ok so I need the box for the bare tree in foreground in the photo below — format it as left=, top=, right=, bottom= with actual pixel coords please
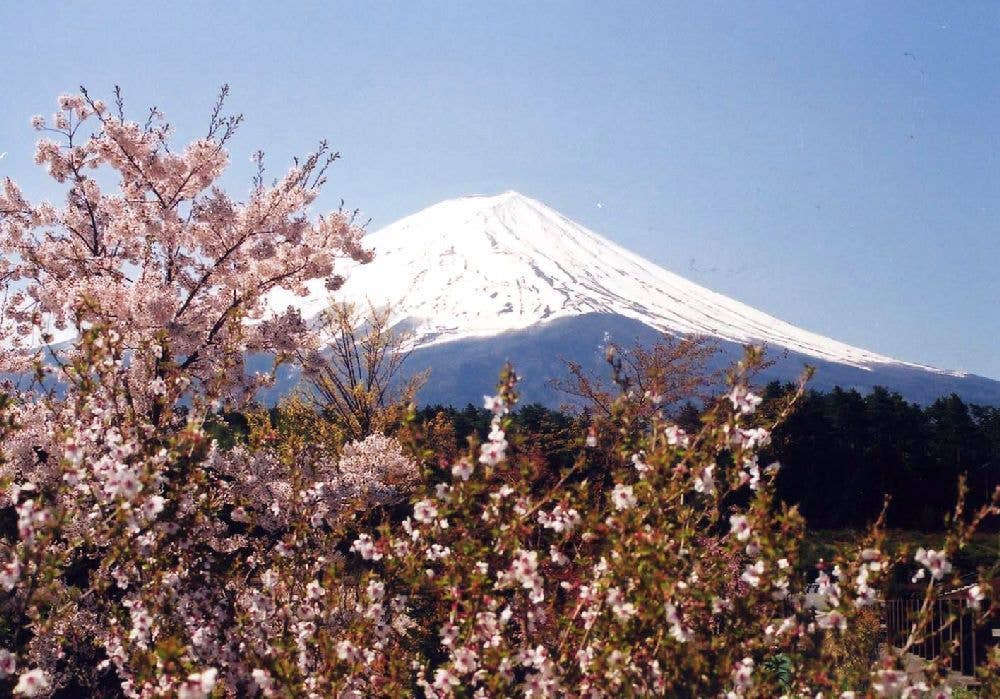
left=551, top=332, right=721, bottom=417
left=299, top=301, right=427, bottom=442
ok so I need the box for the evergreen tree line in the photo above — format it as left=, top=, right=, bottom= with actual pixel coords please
left=761, top=384, right=1000, bottom=531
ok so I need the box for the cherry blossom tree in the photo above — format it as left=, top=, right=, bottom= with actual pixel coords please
left=0, top=86, right=371, bottom=411
left=0, top=88, right=374, bottom=696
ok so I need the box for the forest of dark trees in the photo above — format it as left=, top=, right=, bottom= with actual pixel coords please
left=762, top=383, right=1000, bottom=531
left=415, top=385, right=1000, bottom=533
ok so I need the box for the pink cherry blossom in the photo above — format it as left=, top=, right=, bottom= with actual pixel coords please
left=0, top=649, right=15, bottom=679
left=611, top=483, right=636, bottom=510
left=413, top=499, right=438, bottom=524
left=914, top=547, right=953, bottom=580
left=728, top=385, right=762, bottom=415
left=13, top=668, right=50, bottom=697
left=729, top=514, right=751, bottom=541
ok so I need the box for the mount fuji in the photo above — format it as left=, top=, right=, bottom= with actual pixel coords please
left=266, top=191, right=1000, bottom=407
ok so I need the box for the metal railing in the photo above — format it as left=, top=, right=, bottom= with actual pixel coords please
left=884, top=595, right=982, bottom=677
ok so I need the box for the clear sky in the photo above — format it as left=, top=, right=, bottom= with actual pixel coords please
left=1, top=2, right=997, bottom=378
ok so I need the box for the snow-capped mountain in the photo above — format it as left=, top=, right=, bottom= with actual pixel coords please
left=283, top=191, right=945, bottom=373
left=264, top=191, right=998, bottom=406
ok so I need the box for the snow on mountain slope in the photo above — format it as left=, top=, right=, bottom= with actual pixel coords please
left=270, top=191, right=961, bottom=376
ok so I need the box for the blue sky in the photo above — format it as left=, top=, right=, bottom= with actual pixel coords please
left=2, top=2, right=997, bottom=378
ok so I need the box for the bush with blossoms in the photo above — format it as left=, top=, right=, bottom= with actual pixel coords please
left=0, top=91, right=998, bottom=697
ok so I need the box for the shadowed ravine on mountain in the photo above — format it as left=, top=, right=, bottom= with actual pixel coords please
left=252, top=313, right=1000, bottom=408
